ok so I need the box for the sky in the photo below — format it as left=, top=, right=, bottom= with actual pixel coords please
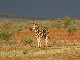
left=0, top=0, right=80, bottom=18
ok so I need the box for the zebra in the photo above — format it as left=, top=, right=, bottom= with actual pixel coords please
left=30, top=23, right=49, bottom=47
left=41, top=27, right=49, bottom=47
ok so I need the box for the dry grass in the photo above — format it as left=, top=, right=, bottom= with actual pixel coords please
left=0, top=18, right=80, bottom=60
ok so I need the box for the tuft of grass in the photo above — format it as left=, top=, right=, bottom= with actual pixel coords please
left=23, top=49, right=28, bottom=54
left=21, top=36, right=35, bottom=46
left=67, top=24, right=76, bottom=35
left=0, top=39, right=16, bottom=46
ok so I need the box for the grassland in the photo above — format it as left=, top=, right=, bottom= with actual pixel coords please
left=0, top=17, right=80, bottom=60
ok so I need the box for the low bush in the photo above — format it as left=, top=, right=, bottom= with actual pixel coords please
left=0, top=38, right=16, bottom=46
left=64, top=16, right=77, bottom=35
left=64, top=16, right=72, bottom=28
left=5, top=39, right=16, bottom=45
left=67, top=24, right=76, bottom=35
left=21, top=37, right=34, bottom=45
left=0, top=29, right=13, bottom=41
left=23, top=49, right=28, bottom=54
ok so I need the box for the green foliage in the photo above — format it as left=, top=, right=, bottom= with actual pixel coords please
left=0, top=21, right=16, bottom=45
left=64, top=16, right=72, bottom=28
left=0, top=29, right=13, bottom=41
left=1, top=21, right=12, bottom=29
left=0, top=38, right=16, bottom=46
left=64, top=16, right=76, bottom=35
left=13, top=22, right=24, bottom=32
left=0, top=21, right=13, bottom=41
left=5, top=39, right=16, bottom=45
left=21, top=37, right=34, bottom=45
left=23, top=49, right=28, bottom=54
left=67, top=24, right=76, bottom=35
left=38, top=20, right=63, bottom=29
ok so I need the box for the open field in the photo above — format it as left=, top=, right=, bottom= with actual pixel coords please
left=0, top=17, right=80, bottom=60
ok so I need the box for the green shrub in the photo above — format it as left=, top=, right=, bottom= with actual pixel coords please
left=0, top=21, right=16, bottom=45
left=64, top=16, right=72, bottom=28
left=23, top=49, right=28, bottom=54
left=0, top=21, right=14, bottom=41
left=5, top=39, right=16, bottom=45
left=67, top=24, right=76, bottom=35
left=1, top=21, right=12, bottom=29
left=13, top=22, right=23, bottom=32
left=0, top=38, right=16, bottom=46
left=0, top=40, right=5, bottom=46
left=21, top=37, right=34, bottom=45
left=64, top=16, right=76, bottom=35
left=0, top=29, right=12, bottom=41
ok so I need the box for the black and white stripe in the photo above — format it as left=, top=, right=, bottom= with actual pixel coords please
left=30, top=23, right=49, bottom=47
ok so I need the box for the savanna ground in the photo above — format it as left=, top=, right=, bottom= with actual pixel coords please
left=0, top=17, right=80, bottom=60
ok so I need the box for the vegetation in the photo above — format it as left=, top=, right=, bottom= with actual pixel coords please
left=0, top=45, right=80, bottom=60
left=64, top=16, right=72, bottom=28
left=0, top=21, right=12, bottom=40
left=64, top=16, right=76, bottom=35
left=0, top=17, right=80, bottom=60
left=21, top=37, right=34, bottom=46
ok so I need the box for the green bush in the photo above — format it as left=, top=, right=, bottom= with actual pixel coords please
left=13, top=22, right=23, bottom=32
left=5, top=39, right=16, bottom=45
left=21, top=37, right=34, bottom=45
left=1, top=21, right=12, bottom=29
left=0, top=38, right=16, bottom=46
left=0, top=29, right=13, bottom=41
left=23, top=49, right=28, bottom=54
left=0, top=21, right=14, bottom=41
left=64, top=16, right=72, bottom=28
left=67, top=24, right=76, bottom=35
left=64, top=16, right=76, bottom=35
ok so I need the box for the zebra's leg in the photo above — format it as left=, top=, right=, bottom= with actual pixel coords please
left=39, top=37, right=41, bottom=47
left=40, top=41, right=41, bottom=47
left=37, top=37, right=41, bottom=47
left=37, top=40, right=39, bottom=48
left=45, top=36, right=48, bottom=47
left=37, top=37, right=39, bottom=47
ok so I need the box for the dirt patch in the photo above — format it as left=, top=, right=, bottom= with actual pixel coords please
left=13, top=28, right=80, bottom=41
left=0, top=28, right=80, bottom=51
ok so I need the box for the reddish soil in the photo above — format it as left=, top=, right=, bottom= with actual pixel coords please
left=49, top=28, right=80, bottom=40
left=0, top=28, right=80, bottom=51
left=0, top=28, right=80, bottom=60
left=13, top=28, right=80, bottom=41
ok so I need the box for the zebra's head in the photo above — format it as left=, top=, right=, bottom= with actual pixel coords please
left=32, top=23, right=39, bottom=29
left=30, top=23, right=39, bottom=31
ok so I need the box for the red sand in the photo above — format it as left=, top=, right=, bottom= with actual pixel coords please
left=14, top=28, right=80, bottom=41
left=0, top=28, right=80, bottom=60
